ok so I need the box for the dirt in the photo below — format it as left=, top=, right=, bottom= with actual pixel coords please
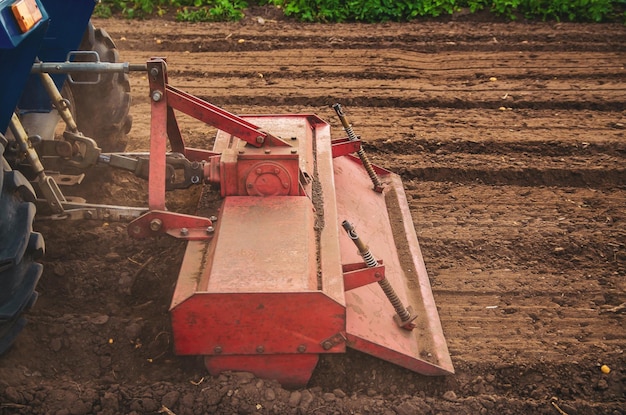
left=1, top=8, right=626, bottom=415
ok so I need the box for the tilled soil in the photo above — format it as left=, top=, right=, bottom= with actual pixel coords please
left=1, top=10, right=625, bottom=415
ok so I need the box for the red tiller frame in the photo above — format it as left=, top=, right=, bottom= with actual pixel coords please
left=129, top=58, right=453, bottom=387
left=129, top=58, right=298, bottom=240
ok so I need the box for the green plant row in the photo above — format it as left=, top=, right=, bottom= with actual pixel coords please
left=94, top=0, right=248, bottom=21
left=94, top=0, right=626, bottom=23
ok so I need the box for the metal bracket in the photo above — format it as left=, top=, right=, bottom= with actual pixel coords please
left=342, top=260, right=385, bottom=291
left=128, top=210, right=214, bottom=241
left=331, top=137, right=362, bottom=158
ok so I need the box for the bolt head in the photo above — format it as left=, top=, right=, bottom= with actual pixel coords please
left=180, top=228, right=189, bottom=236
left=150, top=218, right=163, bottom=231
left=151, top=90, right=163, bottom=102
left=256, top=345, right=264, bottom=354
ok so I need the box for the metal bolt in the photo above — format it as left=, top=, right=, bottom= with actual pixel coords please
left=256, top=168, right=262, bottom=174
left=206, top=226, right=214, bottom=234
left=180, top=228, right=189, bottom=236
left=297, top=345, right=306, bottom=353
left=264, top=149, right=271, bottom=154
left=150, top=218, right=163, bottom=231
left=209, top=215, right=218, bottom=222
left=322, top=341, right=333, bottom=350
left=151, top=90, right=163, bottom=102
left=256, top=136, right=265, bottom=144
left=214, top=346, right=222, bottom=354
left=291, top=149, right=297, bottom=154
left=150, top=67, right=159, bottom=78
left=256, top=345, right=264, bottom=354
left=84, top=210, right=94, bottom=219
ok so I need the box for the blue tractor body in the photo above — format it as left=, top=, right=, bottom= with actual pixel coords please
left=0, top=0, right=95, bottom=132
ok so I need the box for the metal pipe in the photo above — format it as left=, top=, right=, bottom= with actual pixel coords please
left=31, top=62, right=148, bottom=74
left=38, top=72, right=78, bottom=133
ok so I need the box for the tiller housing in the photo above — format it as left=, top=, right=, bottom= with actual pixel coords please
left=129, top=59, right=454, bottom=387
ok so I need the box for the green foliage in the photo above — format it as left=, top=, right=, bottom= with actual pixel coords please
left=93, top=0, right=626, bottom=22
left=94, top=0, right=248, bottom=21
left=262, top=0, right=459, bottom=22
left=520, top=0, right=616, bottom=22
left=464, top=0, right=622, bottom=21
left=176, top=0, right=248, bottom=21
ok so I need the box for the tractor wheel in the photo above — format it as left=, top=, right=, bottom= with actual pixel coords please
left=67, top=23, right=132, bottom=152
left=0, top=137, right=44, bottom=355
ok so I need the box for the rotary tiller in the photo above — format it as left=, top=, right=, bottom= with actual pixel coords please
left=124, top=58, right=454, bottom=388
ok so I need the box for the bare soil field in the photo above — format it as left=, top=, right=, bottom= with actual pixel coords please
left=1, top=9, right=625, bottom=415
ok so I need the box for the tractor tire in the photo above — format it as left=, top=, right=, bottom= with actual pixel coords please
left=0, top=137, right=44, bottom=355
left=67, top=23, right=132, bottom=152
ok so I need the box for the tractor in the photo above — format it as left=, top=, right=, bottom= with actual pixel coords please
left=0, top=0, right=453, bottom=387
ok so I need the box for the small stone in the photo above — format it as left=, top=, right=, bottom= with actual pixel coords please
left=53, top=264, right=66, bottom=276
left=89, top=314, right=109, bottom=325
left=300, top=389, right=314, bottom=411
left=443, top=390, right=457, bottom=402
left=203, top=388, right=223, bottom=406
left=264, top=388, right=276, bottom=401
left=233, top=371, right=255, bottom=384
left=394, top=399, right=432, bottom=415
left=323, top=392, right=336, bottom=402
left=333, top=388, right=346, bottom=398
left=288, top=390, right=301, bottom=407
